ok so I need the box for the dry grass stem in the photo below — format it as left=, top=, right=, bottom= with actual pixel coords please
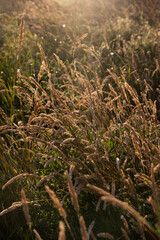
left=88, top=220, right=95, bottom=239
left=121, top=228, right=130, bottom=240
left=97, top=232, right=114, bottom=239
left=33, top=229, right=43, bottom=240
left=2, top=173, right=40, bottom=190
left=0, top=107, right=11, bottom=124
left=66, top=172, right=79, bottom=214
left=0, top=203, right=22, bottom=217
left=21, top=189, right=32, bottom=230
left=45, top=186, right=75, bottom=240
left=0, top=201, right=35, bottom=217
left=79, top=215, right=88, bottom=240
left=58, top=221, right=65, bottom=240
left=45, top=186, right=67, bottom=219
left=90, top=232, right=97, bottom=240
left=17, top=16, right=24, bottom=61
left=0, top=1, right=160, bottom=239
left=87, top=184, right=150, bottom=228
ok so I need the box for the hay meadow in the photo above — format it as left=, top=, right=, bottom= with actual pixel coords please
left=0, top=0, right=160, bottom=239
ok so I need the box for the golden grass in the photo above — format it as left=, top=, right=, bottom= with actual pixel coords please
left=2, top=173, right=40, bottom=190
left=58, top=221, right=65, bottom=240
left=0, top=0, right=160, bottom=239
left=33, top=229, right=43, bottom=240
left=87, top=184, right=149, bottom=228
left=21, top=189, right=32, bottom=231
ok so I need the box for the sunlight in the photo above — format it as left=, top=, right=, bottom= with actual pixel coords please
left=0, top=0, right=160, bottom=239
left=56, top=0, right=76, bottom=6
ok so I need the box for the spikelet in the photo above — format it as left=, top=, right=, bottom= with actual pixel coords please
left=150, top=164, right=159, bottom=216
left=21, top=189, right=32, bottom=231
left=101, top=195, right=149, bottom=227
left=25, top=137, right=66, bottom=159
left=131, top=133, right=142, bottom=159
left=0, top=202, right=22, bottom=216
left=107, top=69, right=120, bottom=86
left=38, top=61, right=48, bottom=82
left=146, top=140, right=160, bottom=155
left=45, top=186, right=75, bottom=240
left=122, top=40, right=126, bottom=56
left=90, top=232, right=97, bottom=240
left=44, top=158, right=56, bottom=168
left=45, top=186, right=67, bottom=219
left=33, top=89, right=44, bottom=114
left=87, top=184, right=150, bottom=228
left=0, top=200, right=36, bottom=217
left=105, top=96, right=121, bottom=109
left=35, top=173, right=55, bottom=189
left=108, top=83, right=117, bottom=97
left=2, top=173, right=40, bottom=190
left=125, top=176, right=137, bottom=200
left=60, top=138, right=75, bottom=146
left=88, top=220, right=95, bottom=239
left=103, top=28, right=110, bottom=50
left=38, top=44, right=49, bottom=71
left=121, top=84, right=130, bottom=104
left=54, top=54, right=68, bottom=73
left=143, top=105, right=150, bottom=118
left=94, top=167, right=107, bottom=188
left=17, top=16, right=24, bottom=62
left=152, top=59, right=159, bottom=77
left=152, top=100, right=157, bottom=121
left=131, top=52, right=136, bottom=69
left=0, top=107, right=10, bottom=124
left=97, top=233, right=114, bottom=239
left=79, top=216, right=88, bottom=240
left=14, top=86, right=33, bottom=109
left=142, top=141, right=151, bottom=156
left=65, top=172, right=79, bottom=214
left=29, top=76, right=48, bottom=98
left=124, top=82, right=140, bottom=105
left=121, top=228, right=130, bottom=240
left=121, top=215, right=129, bottom=231
left=58, top=221, right=65, bottom=240
left=16, top=75, right=35, bottom=93
left=33, top=229, right=43, bottom=240
left=153, top=163, right=160, bottom=174
left=124, top=123, right=142, bottom=140
left=134, top=173, right=152, bottom=188
left=148, top=196, right=158, bottom=218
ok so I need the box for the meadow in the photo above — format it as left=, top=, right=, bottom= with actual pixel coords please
left=0, top=0, right=160, bottom=239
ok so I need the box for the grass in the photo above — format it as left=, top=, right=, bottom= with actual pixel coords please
left=0, top=0, right=160, bottom=239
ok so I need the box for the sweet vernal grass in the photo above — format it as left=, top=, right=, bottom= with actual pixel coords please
left=0, top=0, right=160, bottom=239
